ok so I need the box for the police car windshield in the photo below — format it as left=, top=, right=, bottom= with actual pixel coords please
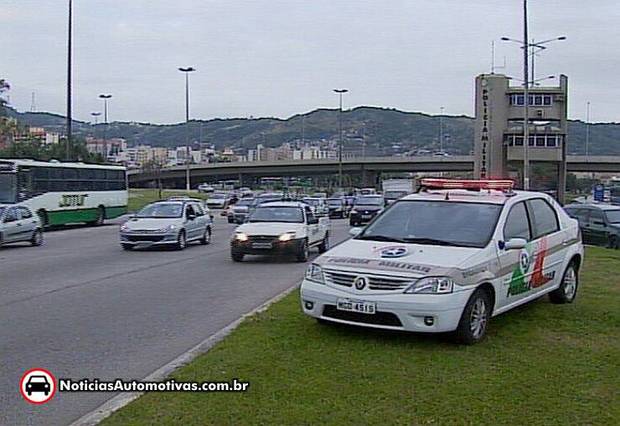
left=136, top=203, right=183, bottom=218
left=355, top=196, right=383, bottom=206
left=327, top=199, right=342, bottom=206
left=248, top=206, right=304, bottom=223
left=605, top=209, right=620, bottom=223
left=358, top=200, right=502, bottom=248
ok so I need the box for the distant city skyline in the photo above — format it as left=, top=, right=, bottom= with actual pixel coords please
left=2, top=0, right=618, bottom=124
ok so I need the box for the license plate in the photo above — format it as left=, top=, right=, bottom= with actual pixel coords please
left=336, top=298, right=376, bottom=315
left=251, top=242, right=273, bottom=249
left=361, top=214, right=371, bottom=219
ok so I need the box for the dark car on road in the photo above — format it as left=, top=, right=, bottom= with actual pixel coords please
left=326, top=198, right=346, bottom=218
left=26, top=375, right=51, bottom=396
left=349, top=195, right=385, bottom=226
left=564, top=203, right=620, bottom=248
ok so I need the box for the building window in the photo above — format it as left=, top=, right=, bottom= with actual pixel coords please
left=505, top=134, right=563, bottom=148
left=509, top=93, right=554, bottom=107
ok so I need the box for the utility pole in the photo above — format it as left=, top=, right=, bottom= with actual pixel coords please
left=99, top=94, right=112, bottom=163
left=333, top=89, right=348, bottom=189
left=522, top=0, right=530, bottom=190
left=66, top=0, right=73, bottom=160
left=439, top=106, right=445, bottom=153
left=179, top=67, right=196, bottom=192
left=585, top=101, right=591, bottom=157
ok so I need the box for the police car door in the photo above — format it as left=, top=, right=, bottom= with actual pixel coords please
left=498, top=201, right=534, bottom=309
left=525, top=198, right=565, bottom=296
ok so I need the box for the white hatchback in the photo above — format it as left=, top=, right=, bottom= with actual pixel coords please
left=300, top=179, right=584, bottom=344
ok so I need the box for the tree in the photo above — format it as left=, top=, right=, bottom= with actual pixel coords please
left=0, top=79, right=9, bottom=116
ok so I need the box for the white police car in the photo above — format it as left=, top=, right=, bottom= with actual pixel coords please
left=300, top=179, right=584, bottom=344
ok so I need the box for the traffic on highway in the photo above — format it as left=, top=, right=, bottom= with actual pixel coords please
left=3, top=167, right=617, bottom=425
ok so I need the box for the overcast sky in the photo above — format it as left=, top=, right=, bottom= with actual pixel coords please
left=2, top=0, right=618, bottom=124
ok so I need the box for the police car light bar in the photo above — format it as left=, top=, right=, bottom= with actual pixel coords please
left=420, top=178, right=514, bottom=191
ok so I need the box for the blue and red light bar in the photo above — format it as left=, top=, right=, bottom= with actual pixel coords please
left=420, top=178, right=514, bottom=191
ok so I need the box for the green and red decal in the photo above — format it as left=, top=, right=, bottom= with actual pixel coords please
left=507, top=237, right=554, bottom=297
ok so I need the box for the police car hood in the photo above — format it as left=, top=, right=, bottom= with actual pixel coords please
left=315, top=239, right=487, bottom=278
left=236, top=222, right=305, bottom=236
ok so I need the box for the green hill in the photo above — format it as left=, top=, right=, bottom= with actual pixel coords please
left=6, top=106, right=620, bottom=156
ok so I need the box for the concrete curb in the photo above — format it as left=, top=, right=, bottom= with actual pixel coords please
left=70, top=284, right=299, bottom=426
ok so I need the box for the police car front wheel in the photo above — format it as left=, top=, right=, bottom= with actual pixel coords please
left=455, top=288, right=491, bottom=345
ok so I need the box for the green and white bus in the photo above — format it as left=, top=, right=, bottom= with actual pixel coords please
left=0, top=159, right=128, bottom=226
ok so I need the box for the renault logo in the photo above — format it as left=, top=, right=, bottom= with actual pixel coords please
left=354, top=276, right=367, bottom=290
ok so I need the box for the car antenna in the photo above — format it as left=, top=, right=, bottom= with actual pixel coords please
left=445, top=191, right=450, bottom=200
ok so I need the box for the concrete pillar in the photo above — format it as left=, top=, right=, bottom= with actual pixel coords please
left=363, top=171, right=377, bottom=188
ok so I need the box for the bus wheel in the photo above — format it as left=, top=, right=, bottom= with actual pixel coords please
left=37, top=210, right=49, bottom=228
left=91, top=206, right=105, bottom=226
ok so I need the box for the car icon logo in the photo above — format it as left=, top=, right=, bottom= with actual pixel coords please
left=354, top=276, right=367, bottom=290
left=20, top=368, right=56, bottom=404
left=380, top=246, right=408, bottom=258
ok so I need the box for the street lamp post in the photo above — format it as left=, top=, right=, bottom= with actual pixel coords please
left=333, top=89, right=348, bottom=189
left=501, top=0, right=566, bottom=190
left=179, top=67, right=196, bottom=192
left=439, top=106, right=445, bottom=154
left=98, top=94, right=112, bottom=162
left=585, top=101, right=591, bottom=157
left=90, top=111, right=101, bottom=125
left=66, top=0, right=73, bottom=160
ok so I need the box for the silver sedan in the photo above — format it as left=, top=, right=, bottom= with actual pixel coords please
left=120, top=200, right=212, bottom=250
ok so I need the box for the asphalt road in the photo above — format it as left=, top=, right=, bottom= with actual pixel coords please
left=0, top=215, right=351, bottom=426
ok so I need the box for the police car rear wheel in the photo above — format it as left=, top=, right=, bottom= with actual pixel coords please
left=608, top=235, right=619, bottom=249
left=231, top=251, right=244, bottom=262
left=455, top=288, right=491, bottom=345
left=549, top=262, right=578, bottom=304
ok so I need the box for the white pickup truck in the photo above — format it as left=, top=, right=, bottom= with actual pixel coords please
left=231, top=201, right=330, bottom=262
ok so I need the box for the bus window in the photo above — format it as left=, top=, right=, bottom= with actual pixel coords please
left=0, top=173, right=17, bottom=203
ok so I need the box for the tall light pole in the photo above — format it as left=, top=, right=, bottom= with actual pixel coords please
left=179, top=67, right=196, bottom=192
left=99, top=94, right=112, bottom=162
left=439, top=106, right=445, bottom=153
left=502, top=5, right=565, bottom=190
left=585, top=101, right=591, bottom=157
left=66, top=0, right=73, bottom=161
left=333, top=88, right=348, bottom=189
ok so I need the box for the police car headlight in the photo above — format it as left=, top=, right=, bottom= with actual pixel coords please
left=120, top=223, right=130, bottom=232
left=350, top=209, right=358, bottom=214
left=404, top=277, right=454, bottom=294
left=278, top=231, right=296, bottom=242
left=161, top=224, right=176, bottom=233
left=234, top=232, right=249, bottom=242
left=305, top=263, right=324, bottom=284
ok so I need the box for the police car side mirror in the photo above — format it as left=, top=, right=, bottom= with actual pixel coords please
left=504, top=238, right=527, bottom=250
left=349, top=227, right=363, bottom=237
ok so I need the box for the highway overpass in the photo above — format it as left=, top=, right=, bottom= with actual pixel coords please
left=128, top=155, right=620, bottom=187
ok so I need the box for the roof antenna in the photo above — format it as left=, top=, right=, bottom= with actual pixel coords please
left=445, top=191, right=450, bottom=200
